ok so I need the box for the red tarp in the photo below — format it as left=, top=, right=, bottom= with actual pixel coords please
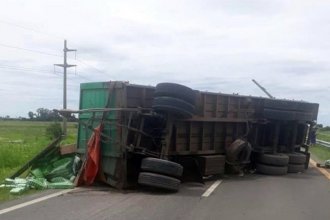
left=83, top=125, right=103, bottom=185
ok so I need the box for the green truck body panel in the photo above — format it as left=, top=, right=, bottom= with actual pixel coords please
left=78, top=82, right=124, bottom=188
left=77, top=81, right=155, bottom=188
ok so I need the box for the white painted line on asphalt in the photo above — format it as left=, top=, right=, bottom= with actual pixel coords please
left=0, top=188, right=75, bottom=215
left=202, top=180, right=222, bottom=197
left=310, top=159, right=330, bottom=180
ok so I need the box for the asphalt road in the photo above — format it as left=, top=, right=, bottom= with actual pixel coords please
left=0, top=166, right=329, bottom=220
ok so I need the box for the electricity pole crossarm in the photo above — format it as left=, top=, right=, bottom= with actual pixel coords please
left=54, top=64, right=76, bottom=68
left=54, top=40, right=77, bottom=136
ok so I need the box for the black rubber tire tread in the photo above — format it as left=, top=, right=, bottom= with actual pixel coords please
left=257, top=153, right=289, bottom=166
left=263, top=108, right=313, bottom=121
left=264, top=99, right=319, bottom=112
left=138, top=172, right=180, bottom=191
left=154, top=83, right=196, bottom=105
left=141, top=157, right=183, bottom=177
left=152, top=96, right=195, bottom=118
left=226, top=139, right=252, bottom=164
left=288, top=164, right=305, bottom=173
left=305, top=152, right=310, bottom=169
left=256, top=163, right=288, bottom=175
left=286, top=153, right=306, bottom=164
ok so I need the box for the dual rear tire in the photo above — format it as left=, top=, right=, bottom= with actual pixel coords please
left=138, top=157, right=183, bottom=191
left=256, top=153, right=289, bottom=175
left=152, top=83, right=196, bottom=118
left=286, top=153, right=306, bottom=173
left=256, top=152, right=307, bottom=175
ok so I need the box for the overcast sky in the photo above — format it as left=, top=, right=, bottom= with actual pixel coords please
left=0, top=0, right=329, bottom=124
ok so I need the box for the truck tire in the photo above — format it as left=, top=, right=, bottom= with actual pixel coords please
left=152, top=96, right=195, bottom=118
left=141, top=157, right=183, bottom=177
left=154, top=83, right=196, bottom=105
left=138, top=172, right=180, bottom=191
left=226, top=139, right=252, bottom=164
left=286, top=153, right=306, bottom=164
left=288, top=164, right=305, bottom=173
left=256, top=163, right=288, bottom=175
left=257, top=153, right=289, bottom=166
left=305, top=152, right=310, bottom=169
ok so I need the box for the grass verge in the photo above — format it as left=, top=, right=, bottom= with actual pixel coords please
left=309, top=144, right=330, bottom=162
left=316, top=131, right=330, bottom=142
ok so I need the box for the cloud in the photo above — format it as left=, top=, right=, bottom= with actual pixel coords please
left=0, top=0, right=329, bottom=124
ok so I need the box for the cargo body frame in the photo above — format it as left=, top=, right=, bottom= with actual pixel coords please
left=77, top=81, right=319, bottom=189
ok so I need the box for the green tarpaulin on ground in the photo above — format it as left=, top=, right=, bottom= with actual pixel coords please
left=0, top=154, right=81, bottom=194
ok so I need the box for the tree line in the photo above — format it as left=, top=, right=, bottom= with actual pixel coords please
left=28, top=108, right=77, bottom=122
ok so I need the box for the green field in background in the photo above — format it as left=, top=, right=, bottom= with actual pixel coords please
left=309, top=144, right=330, bottom=162
left=310, top=129, right=330, bottom=162
left=317, top=129, right=330, bottom=142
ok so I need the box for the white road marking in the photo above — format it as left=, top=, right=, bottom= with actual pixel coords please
left=310, top=159, right=330, bottom=180
left=0, top=188, right=75, bottom=215
left=202, top=180, right=222, bottom=197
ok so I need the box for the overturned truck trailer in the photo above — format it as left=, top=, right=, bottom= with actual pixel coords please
left=76, top=81, right=319, bottom=190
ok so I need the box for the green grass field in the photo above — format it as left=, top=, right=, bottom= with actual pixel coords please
left=0, top=120, right=77, bottom=202
left=309, top=129, right=330, bottom=162
left=309, top=144, right=330, bottom=162
left=309, top=129, right=330, bottom=163
left=317, top=129, right=330, bottom=142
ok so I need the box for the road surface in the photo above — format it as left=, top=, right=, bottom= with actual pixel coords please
left=0, top=165, right=329, bottom=220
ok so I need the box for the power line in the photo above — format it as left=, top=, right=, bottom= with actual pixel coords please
left=71, top=72, right=93, bottom=81
left=0, top=64, right=50, bottom=72
left=0, top=64, right=92, bottom=83
left=0, top=65, right=58, bottom=75
left=0, top=43, right=112, bottom=79
left=0, top=43, right=62, bottom=57
left=0, top=20, right=113, bottom=79
left=0, top=19, right=64, bottom=41
left=74, top=58, right=108, bottom=75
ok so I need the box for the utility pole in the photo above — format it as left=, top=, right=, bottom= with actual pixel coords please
left=55, top=40, right=76, bottom=136
left=252, top=79, right=274, bottom=99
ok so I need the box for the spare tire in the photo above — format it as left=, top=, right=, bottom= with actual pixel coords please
left=141, top=157, right=183, bottom=177
left=155, top=83, right=196, bottom=105
left=286, top=153, right=306, bottom=164
left=152, top=96, right=195, bottom=118
left=138, top=172, right=180, bottom=191
left=256, top=163, right=288, bottom=175
left=288, top=164, right=305, bottom=173
left=226, top=139, right=252, bottom=165
left=257, top=153, right=289, bottom=166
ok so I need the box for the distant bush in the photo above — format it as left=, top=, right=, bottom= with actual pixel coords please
left=46, top=122, right=63, bottom=139
left=319, top=126, right=330, bottom=132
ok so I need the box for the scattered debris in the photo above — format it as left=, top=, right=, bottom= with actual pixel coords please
left=316, top=160, right=330, bottom=169
left=2, top=139, right=81, bottom=195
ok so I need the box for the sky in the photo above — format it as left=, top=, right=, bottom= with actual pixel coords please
left=0, top=0, right=330, bottom=124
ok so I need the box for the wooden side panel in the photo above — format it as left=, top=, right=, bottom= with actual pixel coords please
left=170, top=121, right=247, bottom=155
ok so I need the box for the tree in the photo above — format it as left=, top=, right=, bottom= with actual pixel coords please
left=28, top=111, right=34, bottom=119
left=29, top=108, right=61, bottom=121
left=316, top=124, right=323, bottom=129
